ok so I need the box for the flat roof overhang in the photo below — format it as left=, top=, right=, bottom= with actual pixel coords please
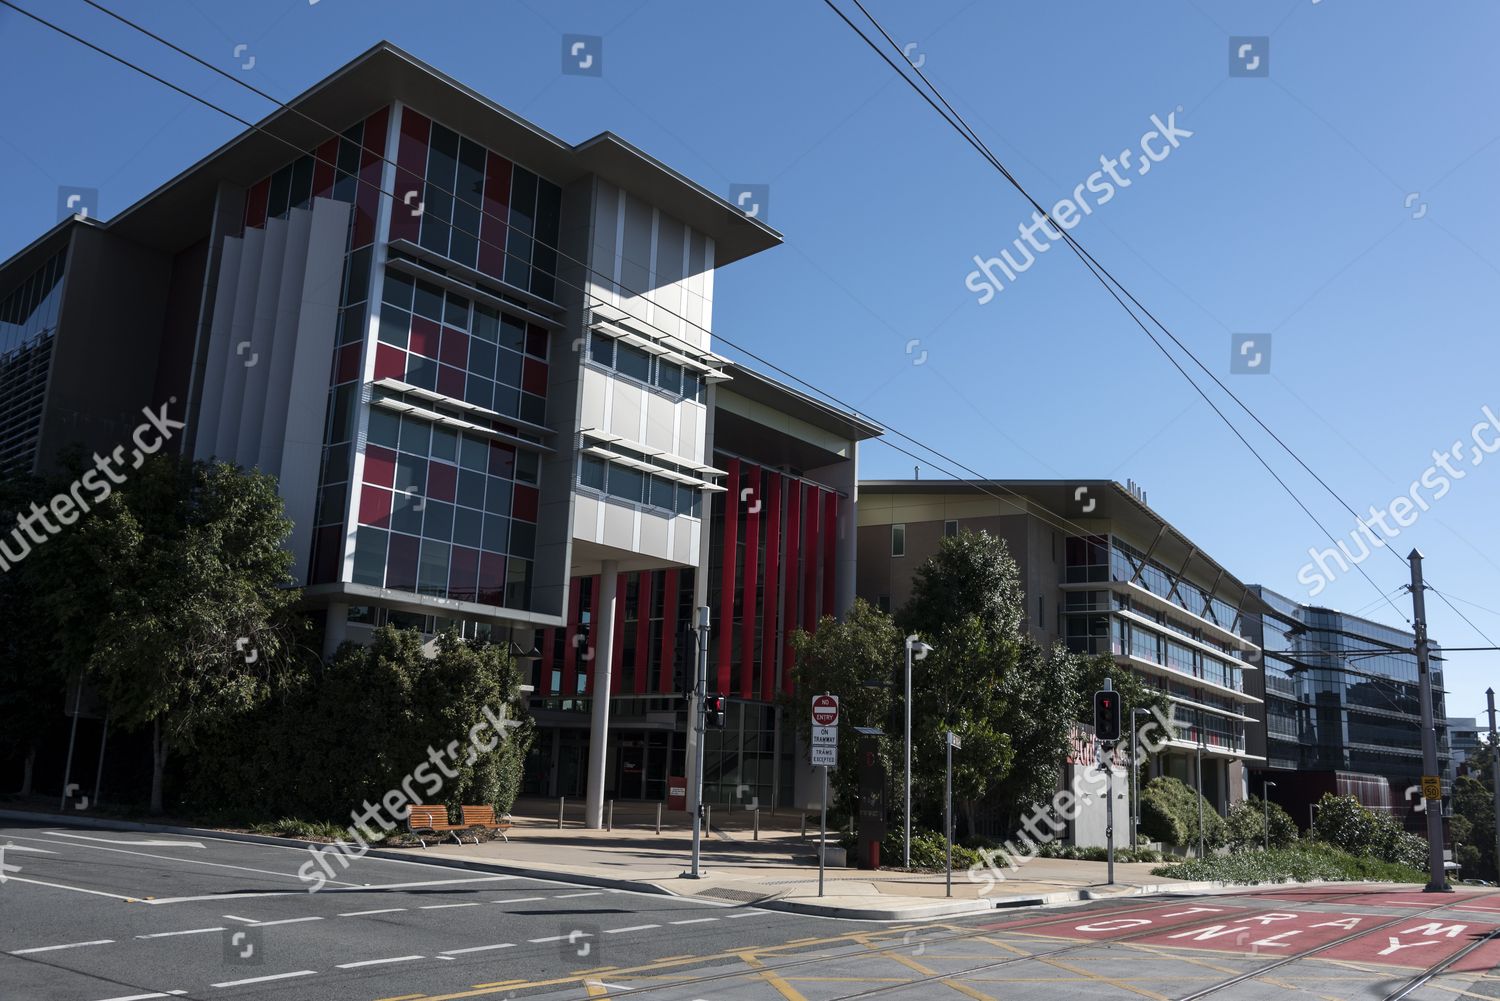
left=90, top=42, right=783, bottom=264
left=860, top=479, right=1269, bottom=615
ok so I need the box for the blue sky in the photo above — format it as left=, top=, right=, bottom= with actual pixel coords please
left=2, top=0, right=1497, bottom=724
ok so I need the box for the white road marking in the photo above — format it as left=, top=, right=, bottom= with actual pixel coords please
left=338, top=908, right=407, bottom=917
left=92, top=992, right=187, bottom=1000
left=669, top=918, right=717, bottom=925
left=555, top=891, right=603, bottom=898
left=0, top=875, right=138, bottom=901
left=136, top=927, right=225, bottom=939
left=419, top=902, right=483, bottom=910
left=440, top=943, right=515, bottom=955
left=48, top=832, right=204, bottom=849
left=605, top=924, right=660, bottom=934
left=726, top=912, right=758, bottom=919
left=146, top=875, right=513, bottom=905
left=5, top=833, right=360, bottom=890
left=528, top=934, right=582, bottom=944
left=493, top=896, right=545, bottom=904
left=0, top=844, right=56, bottom=853
left=210, top=970, right=317, bottom=988
left=221, top=915, right=259, bottom=924
left=12, top=939, right=116, bottom=954
left=335, top=955, right=424, bottom=968
left=250, top=916, right=323, bottom=927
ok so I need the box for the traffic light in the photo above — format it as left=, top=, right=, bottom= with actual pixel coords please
left=705, top=695, right=726, bottom=729
left=1094, top=690, right=1121, bottom=742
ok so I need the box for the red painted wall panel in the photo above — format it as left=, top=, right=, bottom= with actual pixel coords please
left=660, top=569, right=679, bottom=694
left=716, top=458, right=740, bottom=695
left=822, top=490, right=838, bottom=617
left=634, top=572, right=652, bottom=695
left=760, top=472, right=782, bottom=702
left=782, top=480, right=801, bottom=696
left=739, top=464, right=760, bottom=700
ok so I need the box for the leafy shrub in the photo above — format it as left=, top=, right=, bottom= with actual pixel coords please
left=1030, top=841, right=1162, bottom=863
left=183, top=627, right=532, bottom=823
left=878, top=829, right=981, bottom=870
left=1152, top=843, right=1426, bottom=885
left=1139, top=776, right=1225, bottom=851
left=1226, top=797, right=1299, bottom=851
left=1311, top=794, right=1430, bottom=869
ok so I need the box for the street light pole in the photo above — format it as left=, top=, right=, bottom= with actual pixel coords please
left=1407, top=550, right=1451, bottom=893
left=1129, top=707, right=1150, bottom=850
left=1195, top=737, right=1205, bottom=859
left=1263, top=780, right=1277, bottom=851
left=903, top=634, right=932, bottom=868
left=1487, top=687, right=1498, bottom=883
left=684, top=606, right=711, bottom=879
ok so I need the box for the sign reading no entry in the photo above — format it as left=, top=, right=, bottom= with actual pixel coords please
left=812, top=694, right=840, bottom=726
left=811, top=694, right=839, bottom=768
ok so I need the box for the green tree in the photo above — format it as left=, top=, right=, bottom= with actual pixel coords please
left=785, top=599, right=902, bottom=830
left=1139, top=776, right=1226, bottom=852
left=1451, top=740, right=1497, bottom=882
left=37, top=456, right=300, bottom=813
left=897, top=530, right=1091, bottom=834
left=1311, top=793, right=1429, bottom=869
left=0, top=468, right=70, bottom=793
left=1225, top=796, right=1299, bottom=851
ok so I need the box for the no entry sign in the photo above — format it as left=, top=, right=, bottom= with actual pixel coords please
left=812, top=694, right=840, bottom=726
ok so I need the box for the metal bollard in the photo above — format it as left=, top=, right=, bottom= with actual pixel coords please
left=559, top=796, right=565, bottom=829
left=801, top=813, right=806, bottom=841
left=608, top=799, right=614, bottom=832
left=705, top=804, right=712, bottom=837
left=754, top=808, right=760, bottom=841
left=655, top=801, right=662, bottom=835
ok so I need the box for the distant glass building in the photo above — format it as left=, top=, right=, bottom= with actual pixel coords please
left=1246, top=586, right=1447, bottom=820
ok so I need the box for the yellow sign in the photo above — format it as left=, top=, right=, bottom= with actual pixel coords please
left=1421, top=775, right=1443, bottom=801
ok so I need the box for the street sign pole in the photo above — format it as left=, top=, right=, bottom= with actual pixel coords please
left=811, top=692, right=839, bottom=898
left=819, top=764, right=827, bottom=897
left=945, top=730, right=960, bottom=897
left=1488, top=687, right=1499, bottom=884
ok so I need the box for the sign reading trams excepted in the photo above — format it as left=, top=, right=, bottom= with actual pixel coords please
left=811, top=694, right=840, bottom=727
left=811, top=730, right=838, bottom=768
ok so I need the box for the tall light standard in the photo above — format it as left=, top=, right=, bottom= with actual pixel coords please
left=1195, top=734, right=1206, bottom=859
left=904, top=634, right=933, bottom=868
left=1128, top=707, right=1152, bottom=849
left=1262, top=780, right=1277, bottom=851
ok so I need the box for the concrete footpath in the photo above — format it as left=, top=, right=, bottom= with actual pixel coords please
left=0, top=798, right=1215, bottom=920
left=378, top=798, right=1208, bottom=920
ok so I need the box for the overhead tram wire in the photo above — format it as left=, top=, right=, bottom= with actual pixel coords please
left=818, top=0, right=1412, bottom=626
left=6, top=0, right=1134, bottom=555
left=842, top=0, right=1500, bottom=655
left=46, top=0, right=1480, bottom=646
left=835, top=1, right=1426, bottom=579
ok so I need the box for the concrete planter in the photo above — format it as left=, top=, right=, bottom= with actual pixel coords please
left=822, top=845, right=848, bottom=868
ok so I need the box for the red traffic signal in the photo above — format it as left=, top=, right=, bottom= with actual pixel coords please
left=1093, top=690, right=1121, bottom=742
left=705, top=696, right=726, bottom=729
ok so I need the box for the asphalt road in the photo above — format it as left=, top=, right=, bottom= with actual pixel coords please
left=2, top=820, right=1498, bottom=1001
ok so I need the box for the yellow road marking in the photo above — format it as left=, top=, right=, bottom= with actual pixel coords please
left=1036, top=957, right=1169, bottom=1001
left=739, top=952, right=809, bottom=1001
left=850, top=931, right=996, bottom=1001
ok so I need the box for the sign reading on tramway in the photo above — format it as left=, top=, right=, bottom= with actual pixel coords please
left=811, top=694, right=839, bottom=767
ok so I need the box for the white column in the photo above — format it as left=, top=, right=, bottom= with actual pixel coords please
left=585, top=562, right=619, bottom=828
left=322, top=603, right=348, bottom=662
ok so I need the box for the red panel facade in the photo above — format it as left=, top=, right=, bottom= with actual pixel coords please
left=716, top=458, right=740, bottom=695
left=760, top=472, right=782, bottom=702
left=739, top=464, right=760, bottom=700
left=822, top=490, right=838, bottom=617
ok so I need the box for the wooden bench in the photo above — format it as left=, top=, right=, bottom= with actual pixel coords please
left=460, top=805, right=512, bottom=844
left=407, top=804, right=463, bottom=848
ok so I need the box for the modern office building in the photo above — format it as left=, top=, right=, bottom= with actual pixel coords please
left=857, top=479, right=1264, bottom=818
left=0, top=42, right=865, bottom=822
left=1244, top=586, right=1447, bottom=821
left=522, top=362, right=879, bottom=809
left=1448, top=717, right=1482, bottom=783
